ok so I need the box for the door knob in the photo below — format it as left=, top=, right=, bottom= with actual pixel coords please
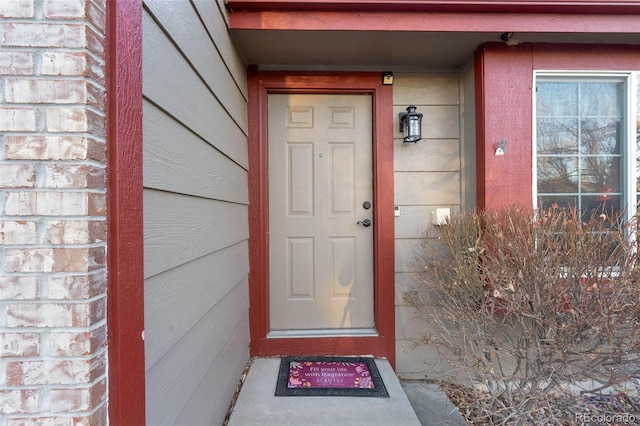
left=357, top=219, right=371, bottom=227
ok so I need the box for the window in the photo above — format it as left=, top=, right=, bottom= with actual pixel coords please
left=534, top=73, right=637, bottom=221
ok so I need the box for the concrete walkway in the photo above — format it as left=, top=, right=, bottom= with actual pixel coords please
left=401, top=380, right=467, bottom=426
left=227, top=358, right=466, bottom=426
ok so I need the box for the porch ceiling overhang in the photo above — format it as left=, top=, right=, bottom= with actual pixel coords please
left=227, top=6, right=640, bottom=68
left=230, top=29, right=640, bottom=68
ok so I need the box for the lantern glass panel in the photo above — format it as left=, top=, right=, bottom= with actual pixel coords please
left=408, top=117, right=421, bottom=140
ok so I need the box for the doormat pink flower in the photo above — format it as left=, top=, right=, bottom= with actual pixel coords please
left=275, top=356, right=389, bottom=397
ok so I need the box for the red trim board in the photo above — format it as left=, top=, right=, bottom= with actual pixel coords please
left=228, top=10, right=640, bottom=33
left=106, top=0, right=146, bottom=424
left=226, top=0, right=640, bottom=14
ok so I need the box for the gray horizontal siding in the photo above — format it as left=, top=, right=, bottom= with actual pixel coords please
left=145, top=281, right=249, bottom=425
left=144, top=241, right=249, bottom=368
left=144, top=0, right=247, bottom=123
left=143, top=101, right=248, bottom=204
left=174, top=315, right=251, bottom=425
left=392, top=73, right=464, bottom=376
left=142, top=0, right=249, bottom=424
left=143, top=8, right=247, bottom=168
left=144, top=190, right=248, bottom=278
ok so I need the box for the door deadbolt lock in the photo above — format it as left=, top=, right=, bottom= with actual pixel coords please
left=362, top=201, right=371, bottom=209
left=357, top=219, right=371, bottom=227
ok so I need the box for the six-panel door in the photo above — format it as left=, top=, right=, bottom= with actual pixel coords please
left=268, top=94, right=375, bottom=331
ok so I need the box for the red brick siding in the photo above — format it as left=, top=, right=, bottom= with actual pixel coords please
left=0, top=0, right=108, bottom=424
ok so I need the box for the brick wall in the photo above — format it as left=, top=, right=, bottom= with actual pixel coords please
left=0, top=0, right=108, bottom=424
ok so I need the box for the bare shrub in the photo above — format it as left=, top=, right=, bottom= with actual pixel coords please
left=413, top=205, right=640, bottom=424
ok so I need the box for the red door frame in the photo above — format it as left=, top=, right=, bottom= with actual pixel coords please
left=247, top=70, right=396, bottom=366
left=106, top=0, right=146, bottom=424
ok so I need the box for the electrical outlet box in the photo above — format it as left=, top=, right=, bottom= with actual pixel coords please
left=431, top=208, right=450, bottom=226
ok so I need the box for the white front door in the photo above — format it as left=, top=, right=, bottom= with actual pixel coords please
left=268, top=93, right=374, bottom=332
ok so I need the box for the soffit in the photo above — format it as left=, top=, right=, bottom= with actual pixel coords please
left=231, top=30, right=640, bottom=68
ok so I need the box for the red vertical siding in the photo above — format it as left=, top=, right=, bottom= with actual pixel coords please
left=475, top=43, right=534, bottom=210
left=531, top=44, right=640, bottom=70
left=475, top=43, right=640, bottom=210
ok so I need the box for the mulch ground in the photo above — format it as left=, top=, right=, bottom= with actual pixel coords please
left=437, top=380, right=640, bottom=425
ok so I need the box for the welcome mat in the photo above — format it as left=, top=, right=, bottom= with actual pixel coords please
left=275, top=356, right=389, bottom=397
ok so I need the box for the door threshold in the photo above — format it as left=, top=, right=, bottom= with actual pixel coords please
left=267, top=328, right=379, bottom=338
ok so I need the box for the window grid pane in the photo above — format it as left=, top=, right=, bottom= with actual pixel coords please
left=536, top=77, right=626, bottom=218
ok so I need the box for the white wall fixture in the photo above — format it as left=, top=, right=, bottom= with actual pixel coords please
left=431, top=208, right=451, bottom=226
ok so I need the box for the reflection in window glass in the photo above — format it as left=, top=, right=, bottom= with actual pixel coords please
left=580, top=119, right=621, bottom=155
left=537, top=157, right=578, bottom=194
left=536, top=76, right=627, bottom=220
left=537, top=118, right=578, bottom=155
left=537, top=82, right=578, bottom=116
left=579, top=82, right=623, bottom=117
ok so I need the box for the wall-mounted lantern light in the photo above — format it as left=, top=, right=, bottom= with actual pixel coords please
left=399, top=105, right=423, bottom=143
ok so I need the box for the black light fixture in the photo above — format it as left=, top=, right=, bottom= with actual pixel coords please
left=399, top=105, right=423, bottom=143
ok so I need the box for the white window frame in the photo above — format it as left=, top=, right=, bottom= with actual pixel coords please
left=532, top=71, right=639, bottom=223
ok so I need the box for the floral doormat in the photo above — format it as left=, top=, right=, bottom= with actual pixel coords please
left=275, top=356, right=389, bottom=397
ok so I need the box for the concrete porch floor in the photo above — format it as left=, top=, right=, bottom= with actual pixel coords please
left=226, top=358, right=466, bottom=426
